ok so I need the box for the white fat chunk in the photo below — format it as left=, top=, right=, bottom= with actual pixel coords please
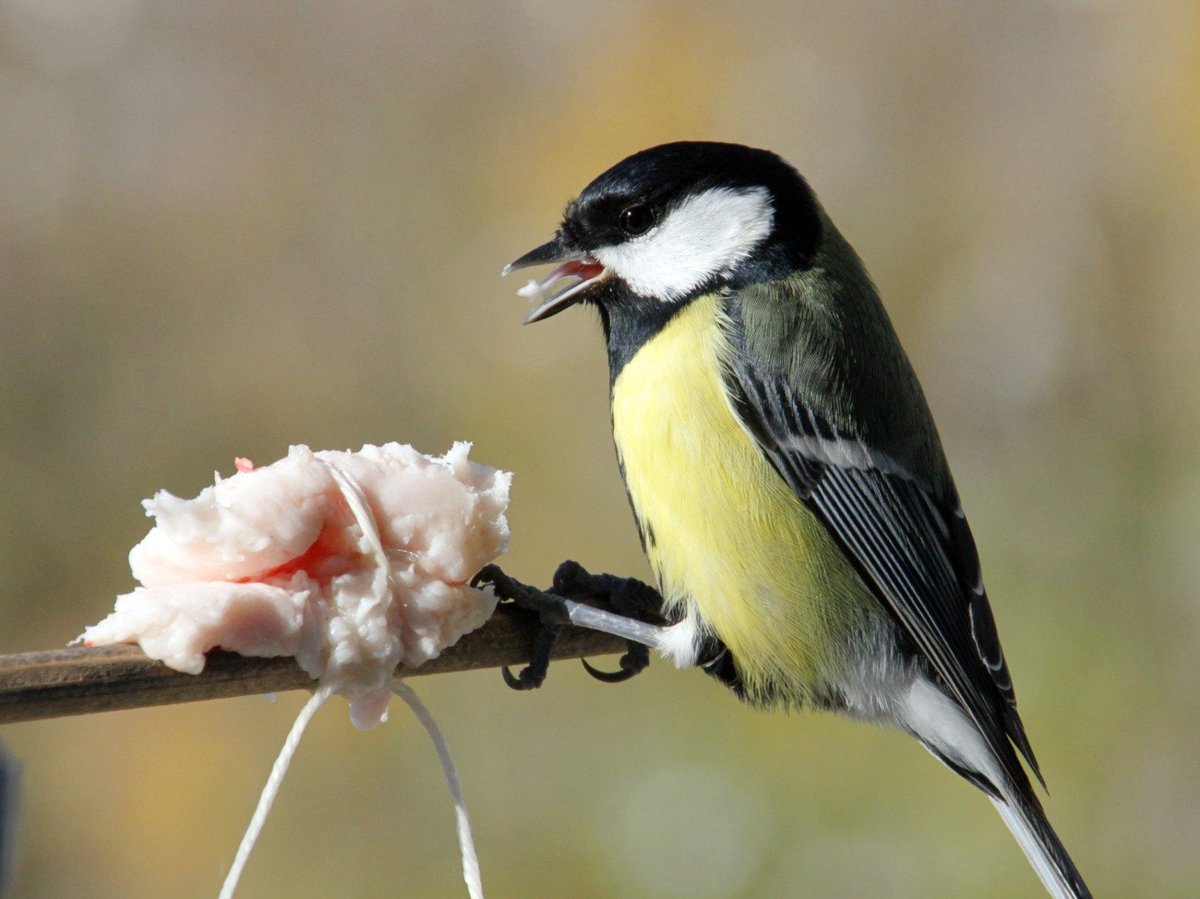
left=79, top=442, right=512, bottom=728
left=516, top=278, right=544, bottom=301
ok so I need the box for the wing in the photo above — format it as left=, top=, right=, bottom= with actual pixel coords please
left=724, top=324, right=1043, bottom=793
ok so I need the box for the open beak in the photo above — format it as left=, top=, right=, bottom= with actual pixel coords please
left=504, top=234, right=607, bottom=324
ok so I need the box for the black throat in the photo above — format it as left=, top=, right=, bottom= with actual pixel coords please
left=596, top=285, right=693, bottom=388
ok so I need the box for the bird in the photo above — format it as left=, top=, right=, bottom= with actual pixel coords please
left=500, top=141, right=1090, bottom=898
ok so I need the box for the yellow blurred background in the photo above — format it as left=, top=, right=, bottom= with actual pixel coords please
left=1, top=2, right=1197, bottom=896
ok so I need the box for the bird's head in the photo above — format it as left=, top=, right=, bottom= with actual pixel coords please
left=507, top=142, right=823, bottom=323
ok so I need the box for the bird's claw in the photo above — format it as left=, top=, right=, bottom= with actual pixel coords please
left=502, top=663, right=545, bottom=690
left=581, top=644, right=650, bottom=683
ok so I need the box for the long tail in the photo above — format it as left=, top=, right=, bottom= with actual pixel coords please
left=901, top=678, right=1090, bottom=898
left=990, top=788, right=1091, bottom=899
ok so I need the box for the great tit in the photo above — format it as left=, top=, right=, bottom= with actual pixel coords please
left=503, top=141, right=1089, bottom=898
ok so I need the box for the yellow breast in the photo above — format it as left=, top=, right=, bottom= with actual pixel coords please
left=610, top=294, right=870, bottom=702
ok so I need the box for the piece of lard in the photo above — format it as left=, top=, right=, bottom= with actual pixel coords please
left=79, top=442, right=511, bottom=728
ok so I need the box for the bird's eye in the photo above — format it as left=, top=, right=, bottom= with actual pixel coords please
left=619, top=205, right=654, bottom=237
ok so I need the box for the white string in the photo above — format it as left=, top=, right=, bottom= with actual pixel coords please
left=322, top=460, right=392, bottom=590
left=217, top=683, right=334, bottom=899
left=392, top=679, right=484, bottom=899
left=218, top=462, right=483, bottom=897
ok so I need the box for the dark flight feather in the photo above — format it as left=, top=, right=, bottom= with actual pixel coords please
left=720, top=286, right=1044, bottom=793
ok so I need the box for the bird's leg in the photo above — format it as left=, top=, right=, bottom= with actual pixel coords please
left=471, top=561, right=668, bottom=690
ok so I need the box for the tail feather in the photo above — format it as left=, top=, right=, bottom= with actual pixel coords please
left=900, top=677, right=1089, bottom=898
left=991, top=791, right=1091, bottom=899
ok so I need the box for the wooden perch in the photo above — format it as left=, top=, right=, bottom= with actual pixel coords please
left=0, top=605, right=626, bottom=725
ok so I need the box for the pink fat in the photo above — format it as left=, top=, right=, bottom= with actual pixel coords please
left=244, top=491, right=362, bottom=584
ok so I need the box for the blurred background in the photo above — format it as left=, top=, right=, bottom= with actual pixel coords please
left=1, top=1, right=1197, bottom=896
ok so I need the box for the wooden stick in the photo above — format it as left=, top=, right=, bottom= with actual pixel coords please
left=0, top=605, right=626, bottom=724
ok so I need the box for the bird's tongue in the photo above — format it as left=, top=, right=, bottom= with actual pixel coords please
left=517, top=256, right=607, bottom=305
left=556, top=259, right=605, bottom=282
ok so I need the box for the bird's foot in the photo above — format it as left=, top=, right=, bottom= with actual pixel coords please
left=549, top=560, right=665, bottom=681
left=550, top=560, right=665, bottom=618
left=471, top=561, right=665, bottom=690
left=472, top=564, right=568, bottom=690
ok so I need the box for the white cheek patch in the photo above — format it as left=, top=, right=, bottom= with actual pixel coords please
left=593, top=186, right=774, bottom=301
